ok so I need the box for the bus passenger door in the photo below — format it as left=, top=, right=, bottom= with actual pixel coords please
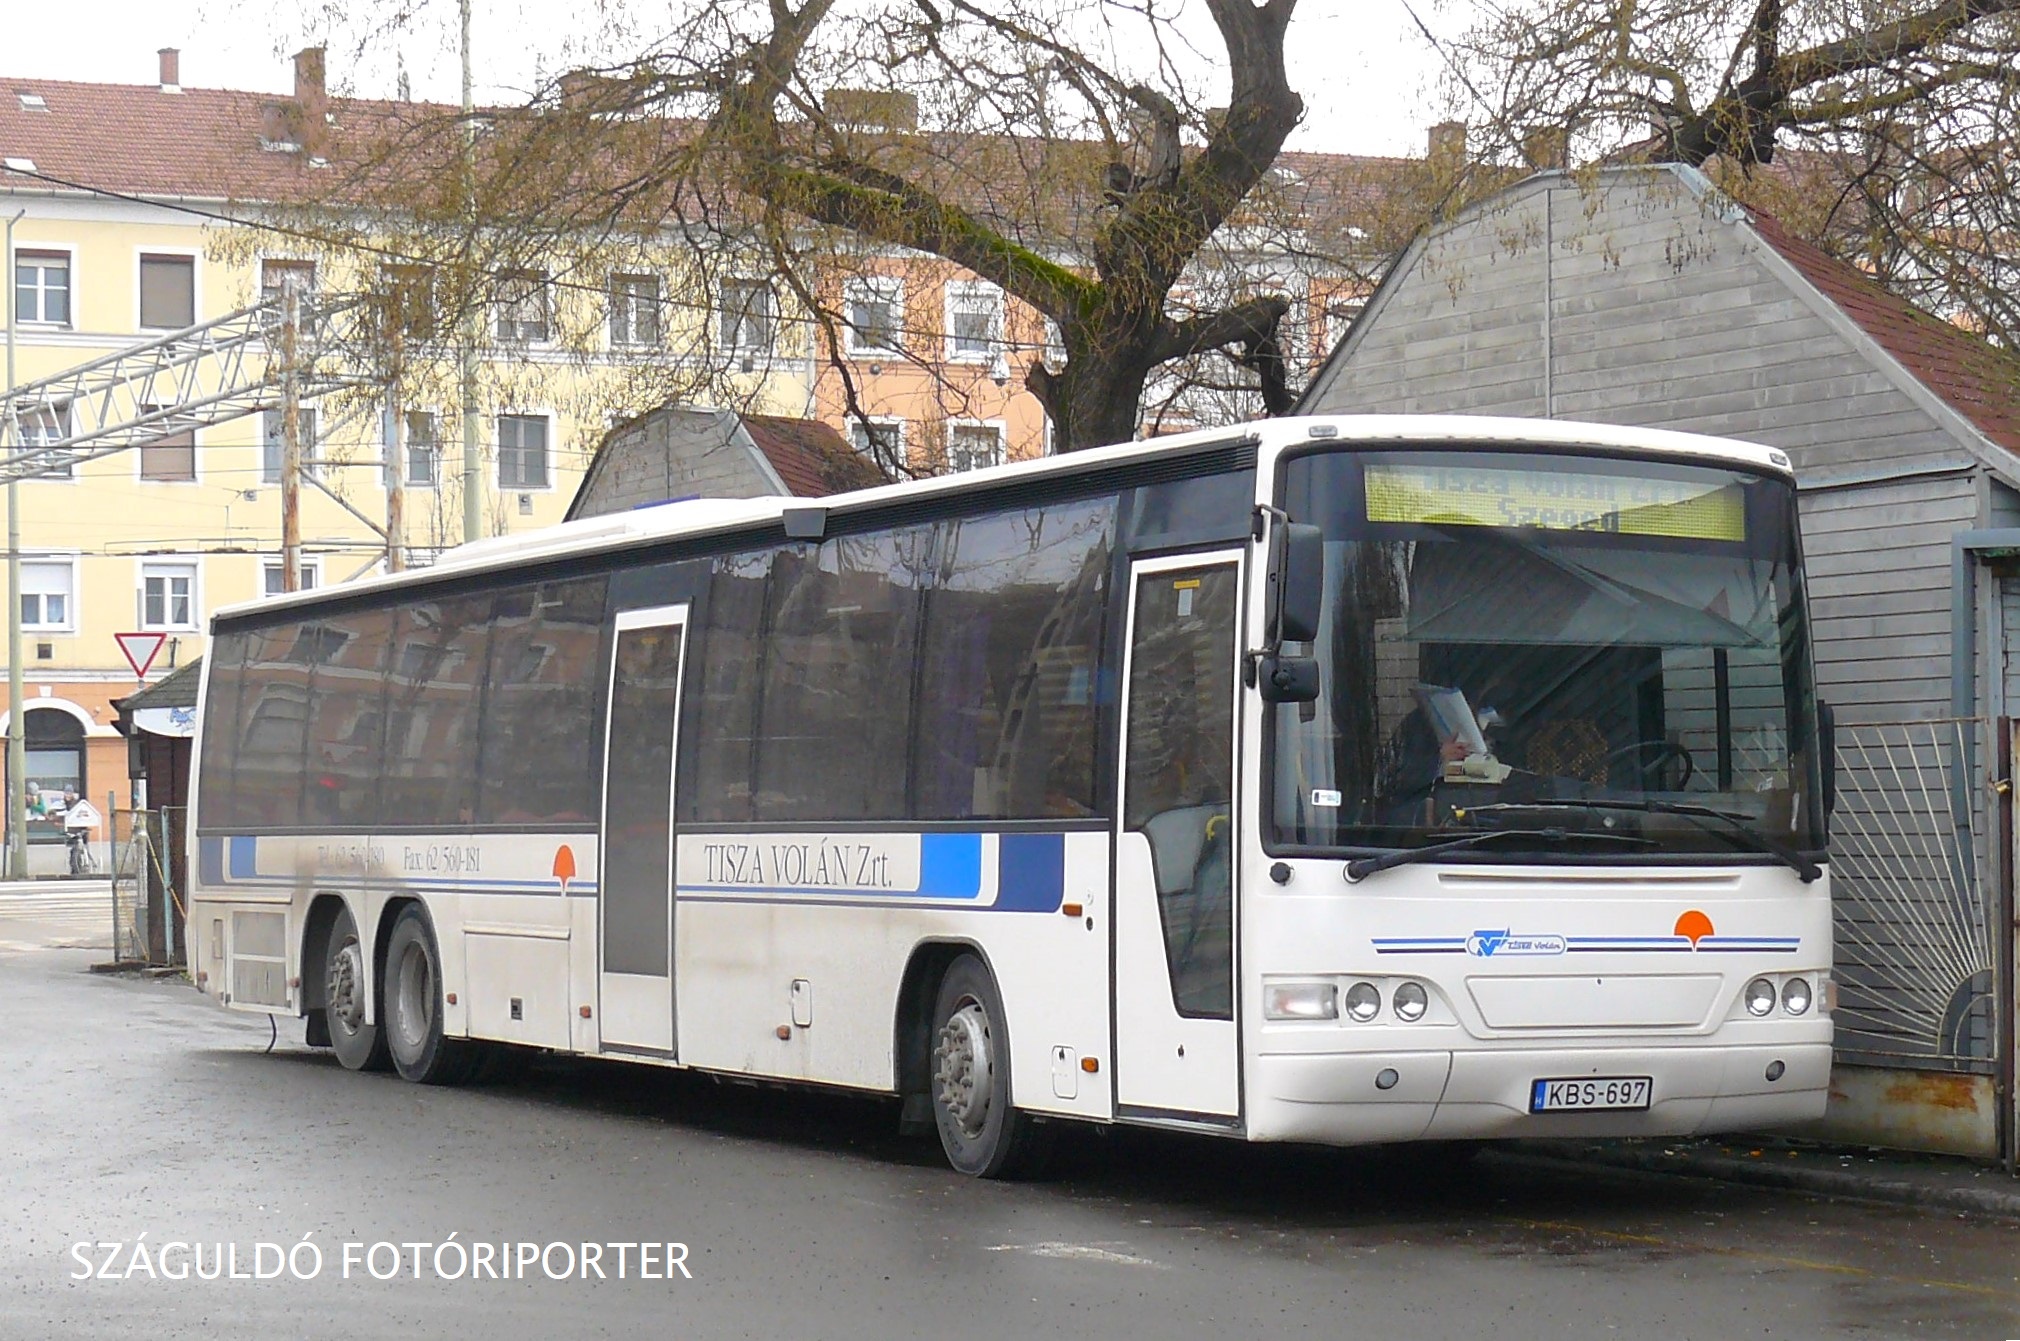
left=597, top=606, right=690, bottom=1055
left=1113, top=553, right=1242, bottom=1121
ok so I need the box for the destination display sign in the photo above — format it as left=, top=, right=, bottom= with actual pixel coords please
left=1364, top=463, right=1746, bottom=541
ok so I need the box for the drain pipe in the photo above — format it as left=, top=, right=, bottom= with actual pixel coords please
left=1951, top=529, right=2020, bottom=1175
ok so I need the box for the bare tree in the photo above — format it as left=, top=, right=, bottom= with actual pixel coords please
left=1441, top=0, right=2020, bottom=346
left=237, top=0, right=1351, bottom=457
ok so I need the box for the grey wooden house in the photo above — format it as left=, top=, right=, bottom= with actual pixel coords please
left=1301, top=164, right=2020, bottom=1160
left=568, top=407, right=884, bottom=520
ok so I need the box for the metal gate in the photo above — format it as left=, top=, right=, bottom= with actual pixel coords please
left=1826, top=718, right=2014, bottom=1165
left=110, top=806, right=186, bottom=967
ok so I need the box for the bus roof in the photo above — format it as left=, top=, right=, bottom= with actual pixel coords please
left=214, top=414, right=1793, bottom=625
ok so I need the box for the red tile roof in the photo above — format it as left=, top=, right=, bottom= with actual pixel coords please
left=1746, top=206, right=2020, bottom=459
left=741, top=414, right=885, bottom=496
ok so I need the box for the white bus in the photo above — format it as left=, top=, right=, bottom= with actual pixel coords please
left=188, top=415, right=1834, bottom=1176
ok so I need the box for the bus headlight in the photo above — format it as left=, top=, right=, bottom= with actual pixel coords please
left=1782, top=977, right=1812, bottom=1015
left=1263, top=980, right=1339, bottom=1021
left=1392, top=981, right=1429, bottom=1021
left=1744, top=978, right=1777, bottom=1016
left=1343, top=981, right=1382, bottom=1022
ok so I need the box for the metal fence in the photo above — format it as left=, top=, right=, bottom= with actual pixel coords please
left=1828, top=719, right=1999, bottom=1072
left=110, top=806, right=186, bottom=967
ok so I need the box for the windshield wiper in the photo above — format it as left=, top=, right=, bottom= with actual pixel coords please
left=1460, top=799, right=1823, bottom=883
left=1343, top=828, right=1655, bottom=883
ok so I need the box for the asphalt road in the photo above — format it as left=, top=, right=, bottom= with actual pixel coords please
left=2, top=937, right=2017, bottom=1340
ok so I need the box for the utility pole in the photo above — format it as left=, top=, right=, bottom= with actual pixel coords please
left=459, top=0, right=483, bottom=544
left=385, top=377, right=406, bottom=572
left=5, top=208, right=27, bottom=880
left=279, top=279, right=303, bottom=592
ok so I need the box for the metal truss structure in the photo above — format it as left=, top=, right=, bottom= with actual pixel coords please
left=1, top=292, right=375, bottom=486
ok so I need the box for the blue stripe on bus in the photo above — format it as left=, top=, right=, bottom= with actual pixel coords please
left=229, top=835, right=260, bottom=879
left=994, top=833, right=1065, bottom=912
left=917, top=833, right=985, bottom=898
left=198, top=836, right=223, bottom=886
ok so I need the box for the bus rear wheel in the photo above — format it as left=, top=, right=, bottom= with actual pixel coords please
left=929, top=954, right=1048, bottom=1179
left=383, top=906, right=485, bottom=1085
left=324, top=904, right=389, bottom=1072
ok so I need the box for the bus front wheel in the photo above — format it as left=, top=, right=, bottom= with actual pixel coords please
left=929, top=954, right=1048, bottom=1179
left=324, top=904, right=390, bottom=1073
left=382, top=906, right=486, bottom=1085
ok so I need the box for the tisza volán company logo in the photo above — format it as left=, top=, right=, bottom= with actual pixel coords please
left=1465, top=929, right=1567, bottom=957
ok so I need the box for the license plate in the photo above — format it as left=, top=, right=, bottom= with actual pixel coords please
left=1529, top=1076, right=1652, bottom=1113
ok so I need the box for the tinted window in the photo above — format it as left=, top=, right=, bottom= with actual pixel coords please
left=228, top=624, right=313, bottom=826
left=752, top=528, right=930, bottom=821
left=914, top=498, right=1115, bottom=819
left=687, top=551, right=771, bottom=824
left=196, top=632, right=249, bottom=827
left=302, top=612, right=394, bottom=826
left=476, top=578, right=607, bottom=824
left=382, top=595, right=491, bottom=827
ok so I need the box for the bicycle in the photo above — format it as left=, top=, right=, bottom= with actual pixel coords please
left=64, top=826, right=98, bottom=876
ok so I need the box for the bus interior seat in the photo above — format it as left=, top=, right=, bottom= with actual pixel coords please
left=1139, top=804, right=1230, bottom=898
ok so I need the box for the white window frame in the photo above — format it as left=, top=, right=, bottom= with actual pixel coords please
left=258, top=255, right=319, bottom=304
left=496, top=411, right=554, bottom=492
left=134, top=246, right=200, bottom=332
left=719, top=277, right=776, bottom=354
left=134, top=405, right=199, bottom=485
left=493, top=271, right=552, bottom=345
left=843, top=275, right=904, bottom=357
left=943, top=280, right=1002, bottom=365
left=261, top=556, right=322, bottom=597
left=383, top=408, right=441, bottom=489
left=138, top=560, right=200, bottom=632
left=945, top=419, right=1006, bottom=474
left=14, top=246, right=74, bottom=327
left=17, top=400, right=76, bottom=481
left=848, top=416, right=905, bottom=467
left=608, top=273, right=662, bottom=348
left=20, top=554, right=78, bottom=633
left=263, top=406, right=321, bottom=485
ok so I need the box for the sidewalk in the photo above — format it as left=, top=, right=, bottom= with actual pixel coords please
left=1509, top=1135, right=2020, bottom=1219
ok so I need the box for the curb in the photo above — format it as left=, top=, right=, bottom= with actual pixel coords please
left=1506, top=1140, right=2020, bottom=1220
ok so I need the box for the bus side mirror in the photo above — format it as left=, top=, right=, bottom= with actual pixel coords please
left=1818, top=699, right=1836, bottom=816
left=1270, top=523, right=1324, bottom=645
left=1257, top=655, right=1319, bottom=703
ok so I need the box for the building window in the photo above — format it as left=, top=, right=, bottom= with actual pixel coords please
left=945, top=281, right=1001, bottom=363
left=138, top=406, right=196, bottom=482
left=262, top=559, right=320, bottom=596
left=497, top=414, right=549, bottom=489
left=140, top=562, right=197, bottom=630
left=139, top=254, right=195, bottom=329
left=17, top=401, right=73, bottom=478
left=947, top=422, right=1004, bottom=473
left=493, top=271, right=550, bottom=343
left=384, top=410, right=438, bottom=488
left=263, top=408, right=319, bottom=484
left=20, top=558, right=74, bottom=630
left=15, top=250, right=70, bottom=325
left=260, top=257, right=316, bottom=303
left=849, top=418, right=903, bottom=467
left=609, top=274, right=661, bottom=346
left=720, top=278, right=775, bottom=353
left=379, top=263, right=437, bottom=342
left=844, top=276, right=903, bottom=356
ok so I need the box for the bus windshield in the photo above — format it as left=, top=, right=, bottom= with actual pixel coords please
left=1268, top=447, right=1822, bottom=860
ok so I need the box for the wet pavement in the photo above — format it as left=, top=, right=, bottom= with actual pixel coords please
left=2, top=945, right=2017, bottom=1340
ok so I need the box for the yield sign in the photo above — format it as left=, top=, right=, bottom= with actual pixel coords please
left=115, top=631, right=168, bottom=678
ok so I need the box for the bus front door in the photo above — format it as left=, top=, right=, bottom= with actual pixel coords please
left=1113, top=553, right=1242, bottom=1122
left=596, top=605, right=691, bottom=1055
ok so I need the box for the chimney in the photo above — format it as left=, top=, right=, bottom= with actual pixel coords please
left=1427, top=120, right=1467, bottom=166
left=294, top=46, right=327, bottom=106
left=158, top=48, right=181, bottom=93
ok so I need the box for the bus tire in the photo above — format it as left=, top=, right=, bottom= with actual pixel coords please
left=382, top=905, right=483, bottom=1085
left=929, top=954, right=1049, bottom=1179
left=325, top=904, right=390, bottom=1073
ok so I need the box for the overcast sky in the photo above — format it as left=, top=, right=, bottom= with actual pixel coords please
left=6, top=0, right=1458, bottom=159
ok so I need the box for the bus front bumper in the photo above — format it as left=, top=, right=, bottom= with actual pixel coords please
left=1247, top=1040, right=1832, bottom=1145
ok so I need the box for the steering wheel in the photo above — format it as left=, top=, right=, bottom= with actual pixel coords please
left=1599, top=739, right=1695, bottom=789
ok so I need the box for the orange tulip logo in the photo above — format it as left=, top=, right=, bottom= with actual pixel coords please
left=1673, top=909, right=1714, bottom=948
left=554, top=844, right=577, bottom=896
